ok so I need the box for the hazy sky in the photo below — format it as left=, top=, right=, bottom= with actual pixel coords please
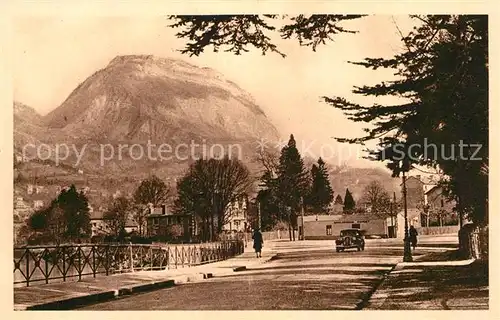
left=13, top=14, right=416, bottom=169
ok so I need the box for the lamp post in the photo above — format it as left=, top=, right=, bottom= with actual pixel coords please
left=257, top=200, right=262, bottom=230
left=300, top=196, right=305, bottom=241
left=402, top=170, right=413, bottom=262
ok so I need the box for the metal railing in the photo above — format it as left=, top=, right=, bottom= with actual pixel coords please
left=14, top=240, right=244, bottom=287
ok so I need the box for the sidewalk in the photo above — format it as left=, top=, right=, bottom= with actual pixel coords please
left=365, top=250, right=488, bottom=310
left=14, top=241, right=277, bottom=310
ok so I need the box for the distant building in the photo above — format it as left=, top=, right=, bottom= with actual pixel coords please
left=297, top=214, right=389, bottom=240
left=35, top=185, right=45, bottom=194
left=222, top=196, right=248, bottom=232
left=33, top=200, right=44, bottom=210
left=423, top=185, right=459, bottom=227
left=14, top=197, right=32, bottom=218
left=81, top=186, right=91, bottom=194
left=146, top=204, right=191, bottom=240
left=90, top=211, right=110, bottom=237
left=400, top=175, right=425, bottom=209
left=90, top=210, right=138, bottom=237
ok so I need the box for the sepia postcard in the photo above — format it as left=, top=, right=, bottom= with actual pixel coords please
left=3, top=1, right=496, bottom=318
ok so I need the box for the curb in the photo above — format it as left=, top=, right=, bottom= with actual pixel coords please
left=357, top=263, right=398, bottom=310
left=233, top=266, right=247, bottom=272
left=15, top=250, right=278, bottom=311
left=21, top=290, right=119, bottom=310
left=17, top=279, right=176, bottom=310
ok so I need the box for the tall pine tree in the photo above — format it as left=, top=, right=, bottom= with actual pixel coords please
left=334, top=194, right=343, bottom=205
left=307, top=157, right=334, bottom=213
left=277, top=134, right=309, bottom=240
left=343, top=188, right=355, bottom=214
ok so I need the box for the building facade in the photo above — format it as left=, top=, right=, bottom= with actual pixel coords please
left=423, top=185, right=459, bottom=226
left=222, top=196, right=248, bottom=232
left=297, top=214, right=389, bottom=240
left=146, top=204, right=191, bottom=240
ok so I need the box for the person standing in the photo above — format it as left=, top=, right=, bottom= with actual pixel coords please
left=409, top=225, right=418, bottom=250
left=252, top=228, right=264, bottom=258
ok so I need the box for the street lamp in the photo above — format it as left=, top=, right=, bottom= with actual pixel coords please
left=402, top=170, right=413, bottom=262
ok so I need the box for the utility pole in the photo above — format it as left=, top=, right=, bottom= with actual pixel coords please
left=393, top=191, right=397, bottom=238
left=258, top=200, right=261, bottom=230
left=301, top=196, right=305, bottom=240
left=402, top=171, right=413, bottom=262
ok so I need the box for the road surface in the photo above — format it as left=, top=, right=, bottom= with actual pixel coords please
left=80, top=238, right=455, bottom=310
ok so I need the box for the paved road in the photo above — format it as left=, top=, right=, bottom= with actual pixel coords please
left=80, top=238, right=454, bottom=310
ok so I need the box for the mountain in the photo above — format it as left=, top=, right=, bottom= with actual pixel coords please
left=14, top=55, right=282, bottom=192
left=43, top=55, right=279, bottom=145
left=13, top=101, right=60, bottom=159
left=327, top=166, right=401, bottom=203
left=14, top=101, right=42, bottom=124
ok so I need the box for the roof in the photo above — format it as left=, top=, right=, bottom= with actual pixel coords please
left=399, top=175, right=424, bottom=186
left=425, top=184, right=441, bottom=195
left=90, top=211, right=104, bottom=220
left=90, top=212, right=137, bottom=227
left=396, top=208, right=421, bottom=219
left=301, top=214, right=386, bottom=223
left=147, top=212, right=188, bottom=218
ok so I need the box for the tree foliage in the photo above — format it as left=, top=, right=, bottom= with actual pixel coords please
left=276, top=135, right=309, bottom=238
left=361, top=180, right=391, bottom=217
left=253, top=148, right=282, bottom=230
left=306, top=157, right=334, bottom=213
left=134, top=175, right=170, bottom=207
left=168, top=15, right=365, bottom=57
left=27, top=184, right=91, bottom=243
left=174, top=156, right=252, bottom=241
left=131, top=203, right=149, bottom=237
left=334, top=194, right=343, bottom=205
left=343, top=188, right=356, bottom=213
left=103, top=196, right=131, bottom=237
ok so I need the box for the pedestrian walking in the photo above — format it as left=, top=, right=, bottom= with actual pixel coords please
left=409, top=225, right=418, bottom=250
left=252, top=228, right=264, bottom=258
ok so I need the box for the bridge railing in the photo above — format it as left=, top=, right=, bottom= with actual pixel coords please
left=13, top=240, right=244, bottom=287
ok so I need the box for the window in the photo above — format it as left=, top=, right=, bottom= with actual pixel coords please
left=441, top=199, right=444, bottom=207
left=352, top=223, right=361, bottom=229
left=326, top=225, right=332, bottom=235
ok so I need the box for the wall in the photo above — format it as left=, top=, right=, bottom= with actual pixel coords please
left=242, top=230, right=294, bottom=241
left=404, top=177, right=425, bottom=209
left=396, top=209, right=422, bottom=238
left=417, top=225, right=460, bottom=235
left=303, top=219, right=387, bottom=240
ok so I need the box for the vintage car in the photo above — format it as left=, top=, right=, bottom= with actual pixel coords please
left=335, top=228, right=365, bottom=252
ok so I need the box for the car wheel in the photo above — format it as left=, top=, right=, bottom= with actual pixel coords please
left=357, top=246, right=361, bottom=251
left=336, top=248, right=340, bottom=252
